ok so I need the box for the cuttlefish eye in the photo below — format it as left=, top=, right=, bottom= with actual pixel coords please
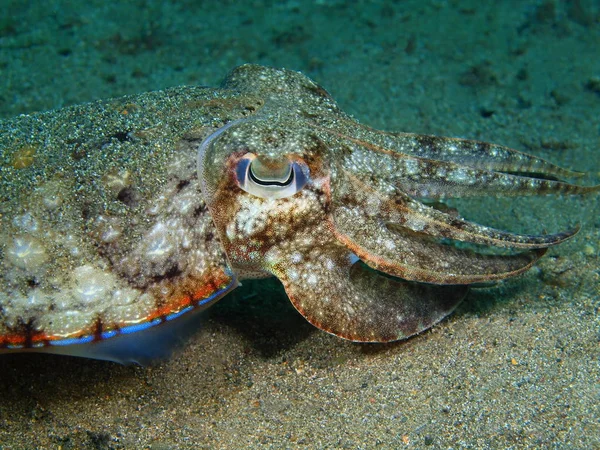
left=235, top=153, right=309, bottom=199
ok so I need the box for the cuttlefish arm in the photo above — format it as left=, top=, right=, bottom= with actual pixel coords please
left=200, top=151, right=469, bottom=341
left=199, top=64, right=598, bottom=343
left=321, top=127, right=598, bottom=286
left=269, top=225, right=468, bottom=342
left=325, top=129, right=598, bottom=199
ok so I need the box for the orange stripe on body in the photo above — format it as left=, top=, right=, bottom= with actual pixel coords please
left=1, top=269, right=234, bottom=348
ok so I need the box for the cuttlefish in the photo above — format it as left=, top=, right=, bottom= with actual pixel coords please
left=0, top=65, right=597, bottom=363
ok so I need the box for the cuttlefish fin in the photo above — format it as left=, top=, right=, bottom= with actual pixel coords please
left=269, top=235, right=467, bottom=342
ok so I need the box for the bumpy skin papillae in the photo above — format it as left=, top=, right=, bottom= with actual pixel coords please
left=0, top=65, right=597, bottom=361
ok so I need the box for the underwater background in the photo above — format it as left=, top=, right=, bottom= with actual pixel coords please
left=1, top=0, right=599, bottom=448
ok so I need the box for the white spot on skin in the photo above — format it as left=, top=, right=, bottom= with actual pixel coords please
left=73, top=265, right=115, bottom=304
left=264, top=248, right=281, bottom=266
left=364, top=195, right=381, bottom=216
left=12, top=213, right=38, bottom=232
left=405, top=216, right=426, bottom=232
left=450, top=168, right=474, bottom=184
left=102, top=228, right=121, bottom=243
left=44, top=308, right=96, bottom=337
left=6, top=236, right=48, bottom=270
left=226, top=222, right=237, bottom=241
left=288, top=269, right=299, bottom=281
left=26, top=290, right=48, bottom=308
left=234, top=197, right=271, bottom=238
left=42, top=196, right=62, bottom=210
left=404, top=159, right=420, bottom=176
left=383, top=239, right=396, bottom=251
left=145, top=222, right=176, bottom=259
left=64, top=234, right=82, bottom=257
left=102, top=169, right=132, bottom=195
left=173, top=188, right=196, bottom=214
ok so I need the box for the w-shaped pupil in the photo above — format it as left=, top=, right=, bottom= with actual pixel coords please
left=249, top=160, right=294, bottom=187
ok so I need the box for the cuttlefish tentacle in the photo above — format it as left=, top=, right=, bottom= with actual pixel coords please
left=332, top=209, right=549, bottom=285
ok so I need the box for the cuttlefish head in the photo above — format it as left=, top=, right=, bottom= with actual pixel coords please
left=197, top=65, right=594, bottom=342
left=197, top=116, right=329, bottom=274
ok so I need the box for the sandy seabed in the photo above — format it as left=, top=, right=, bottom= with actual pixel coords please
left=0, top=1, right=599, bottom=448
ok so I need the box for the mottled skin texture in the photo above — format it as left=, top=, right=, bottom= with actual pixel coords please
left=0, top=65, right=597, bottom=361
